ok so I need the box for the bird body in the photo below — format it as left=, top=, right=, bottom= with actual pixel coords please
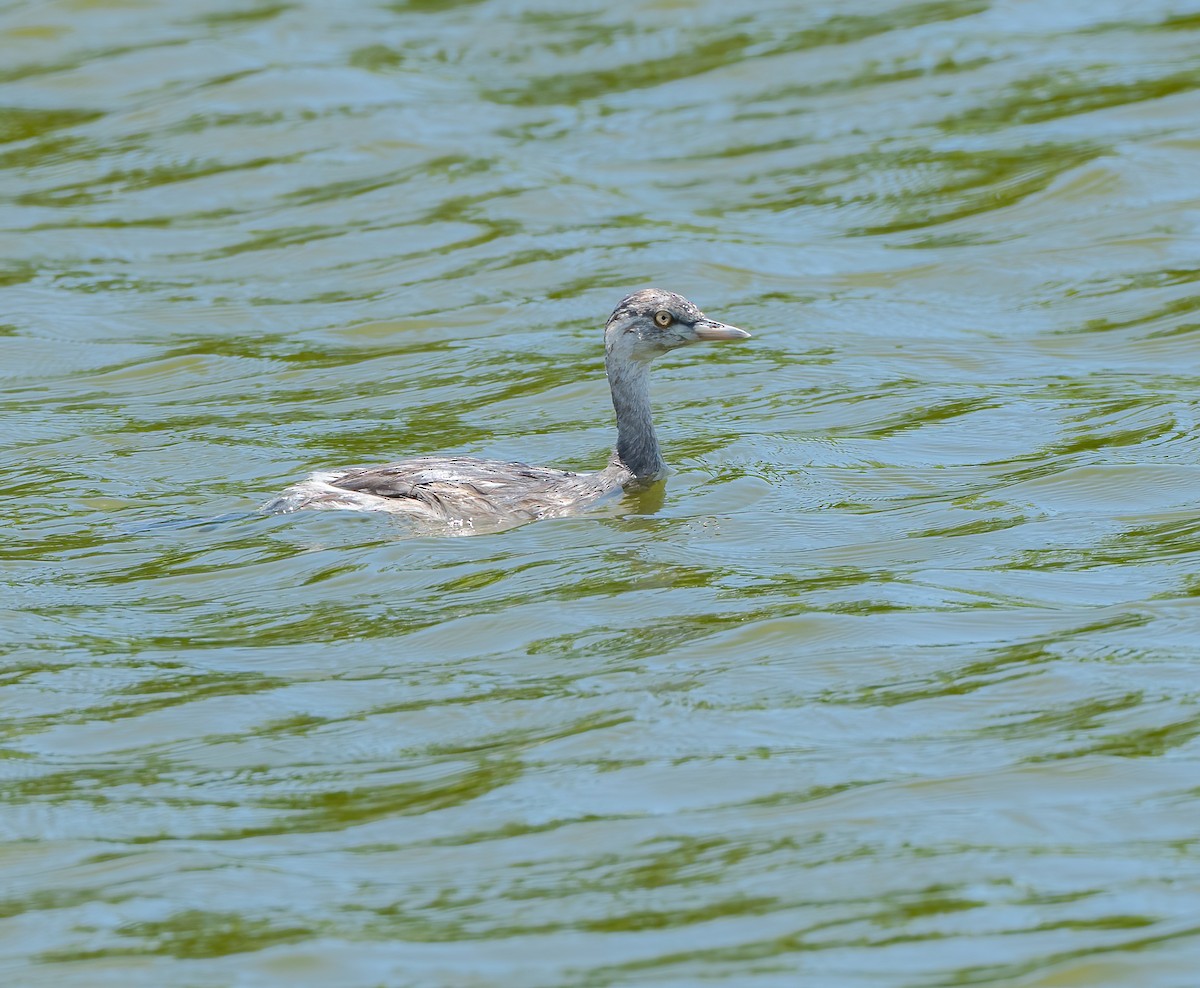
left=267, top=456, right=631, bottom=524
left=263, top=289, right=749, bottom=530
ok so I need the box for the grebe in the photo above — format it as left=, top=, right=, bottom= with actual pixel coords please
left=263, top=289, right=749, bottom=528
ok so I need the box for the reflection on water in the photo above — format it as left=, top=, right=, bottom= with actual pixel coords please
left=3, top=0, right=1200, bottom=984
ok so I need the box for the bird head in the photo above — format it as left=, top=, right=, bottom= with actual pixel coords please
left=604, top=289, right=749, bottom=364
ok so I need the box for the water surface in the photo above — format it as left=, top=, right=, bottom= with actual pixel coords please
left=4, top=0, right=1200, bottom=985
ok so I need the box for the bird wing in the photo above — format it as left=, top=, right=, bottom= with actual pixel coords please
left=330, top=456, right=590, bottom=519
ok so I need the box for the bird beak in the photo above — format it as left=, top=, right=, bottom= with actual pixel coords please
left=690, top=318, right=751, bottom=342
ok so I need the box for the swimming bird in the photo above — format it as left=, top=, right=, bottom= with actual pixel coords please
left=263, top=289, right=750, bottom=529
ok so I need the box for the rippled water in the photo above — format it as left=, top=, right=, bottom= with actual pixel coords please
left=4, top=0, right=1200, bottom=984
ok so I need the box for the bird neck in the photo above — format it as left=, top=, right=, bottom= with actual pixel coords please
left=606, top=354, right=665, bottom=481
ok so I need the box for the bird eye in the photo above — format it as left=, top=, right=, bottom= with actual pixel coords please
left=653, top=310, right=672, bottom=328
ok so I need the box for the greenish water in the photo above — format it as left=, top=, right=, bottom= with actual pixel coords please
left=4, top=0, right=1200, bottom=984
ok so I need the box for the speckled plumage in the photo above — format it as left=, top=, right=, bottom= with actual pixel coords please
left=262, top=289, right=749, bottom=531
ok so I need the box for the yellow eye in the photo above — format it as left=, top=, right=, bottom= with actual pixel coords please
left=653, top=310, right=672, bottom=328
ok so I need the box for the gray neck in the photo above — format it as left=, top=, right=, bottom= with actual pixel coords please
left=606, top=354, right=665, bottom=480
